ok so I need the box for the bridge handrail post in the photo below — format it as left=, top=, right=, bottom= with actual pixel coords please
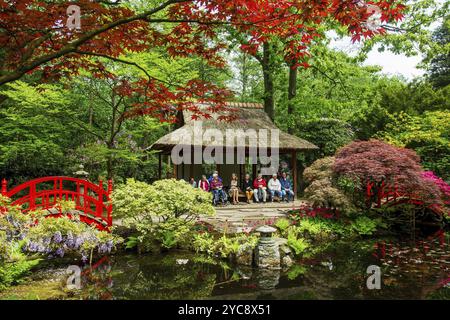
left=1, top=179, right=7, bottom=196
left=97, top=180, right=103, bottom=219
left=107, top=180, right=113, bottom=227
left=29, top=182, right=36, bottom=211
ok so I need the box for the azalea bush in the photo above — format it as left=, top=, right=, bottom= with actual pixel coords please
left=113, top=179, right=215, bottom=251
left=422, top=171, right=450, bottom=203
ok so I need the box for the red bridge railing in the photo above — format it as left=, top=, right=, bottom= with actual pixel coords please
left=366, top=181, right=446, bottom=215
left=1, top=177, right=112, bottom=231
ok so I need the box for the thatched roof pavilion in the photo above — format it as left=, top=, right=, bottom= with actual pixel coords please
left=149, top=102, right=318, bottom=196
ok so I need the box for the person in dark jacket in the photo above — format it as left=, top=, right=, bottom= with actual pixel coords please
left=280, top=172, right=294, bottom=202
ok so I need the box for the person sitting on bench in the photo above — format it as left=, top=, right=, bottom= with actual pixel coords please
left=229, top=173, right=239, bottom=205
left=208, top=171, right=222, bottom=184
left=268, top=173, right=282, bottom=202
left=242, top=174, right=253, bottom=204
left=189, top=177, right=197, bottom=188
left=210, top=174, right=226, bottom=205
left=198, top=175, right=210, bottom=192
left=280, top=172, right=294, bottom=202
left=253, top=174, right=267, bottom=203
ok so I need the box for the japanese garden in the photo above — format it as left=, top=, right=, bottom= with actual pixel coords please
left=0, top=0, right=449, bottom=301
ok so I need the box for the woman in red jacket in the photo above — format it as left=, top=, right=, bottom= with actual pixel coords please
left=198, top=175, right=210, bottom=192
left=253, top=173, right=267, bottom=203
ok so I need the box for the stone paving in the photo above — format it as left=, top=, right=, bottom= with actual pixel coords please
left=200, top=200, right=307, bottom=233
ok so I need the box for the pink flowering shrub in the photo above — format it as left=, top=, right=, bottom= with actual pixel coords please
left=422, top=171, right=450, bottom=202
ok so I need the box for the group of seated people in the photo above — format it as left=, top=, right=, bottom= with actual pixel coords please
left=189, top=171, right=295, bottom=206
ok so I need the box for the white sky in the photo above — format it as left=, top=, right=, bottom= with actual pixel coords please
left=328, top=33, right=425, bottom=80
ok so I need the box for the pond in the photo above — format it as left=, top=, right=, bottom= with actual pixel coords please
left=1, top=233, right=449, bottom=300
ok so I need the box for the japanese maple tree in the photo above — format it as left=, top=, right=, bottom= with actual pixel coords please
left=0, top=0, right=406, bottom=120
left=333, top=140, right=442, bottom=204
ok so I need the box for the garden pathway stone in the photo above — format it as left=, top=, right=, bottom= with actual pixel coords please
left=199, top=200, right=308, bottom=233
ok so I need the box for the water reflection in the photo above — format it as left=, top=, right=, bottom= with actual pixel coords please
left=69, top=234, right=449, bottom=300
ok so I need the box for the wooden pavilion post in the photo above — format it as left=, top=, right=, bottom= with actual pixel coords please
left=291, top=150, right=297, bottom=199
left=189, top=149, right=194, bottom=179
left=158, top=153, right=162, bottom=180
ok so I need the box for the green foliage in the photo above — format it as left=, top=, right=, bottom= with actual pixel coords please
left=286, top=264, right=307, bottom=280
left=214, top=235, right=241, bottom=258
left=357, top=0, right=449, bottom=65
left=113, top=179, right=215, bottom=250
left=379, top=110, right=450, bottom=180
left=154, top=218, right=192, bottom=249
left=125, top=236, right=139, bottom=250
left=191, top=232, right=258, bottom=259
left=295, top=118, right=355, bottom=158
left=303, top=157, right=357, bottom=214
left=0, top=81, right=75, bottom=181
left=192, top=233, right=216, bottom=255
left=287, top=228, right=309, bottom=255
left=274, top=218, right=291, bottom=236
left=350, top=216, right=379, bottom=236
left=428, top=16, right=450, bottom=88
left=0, top=257, right=41, bottom=291
left=303, top=156, right=335, bottom=183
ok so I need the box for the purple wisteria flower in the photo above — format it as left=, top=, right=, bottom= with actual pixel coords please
left=55, top=247, right=65, bottom=257
left=53, top=231, right=63, bottom=243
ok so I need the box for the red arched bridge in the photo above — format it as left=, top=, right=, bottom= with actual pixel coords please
left=1, top=177, right=112, bottom=231
left=366, top=181, right=448, bottom=216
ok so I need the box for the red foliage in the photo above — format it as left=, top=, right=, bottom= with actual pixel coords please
left=288, top=203, right=339, bottom=223
left=0, top=0, right=406, bottom=120
left=334, top=140, right=442, bottom=204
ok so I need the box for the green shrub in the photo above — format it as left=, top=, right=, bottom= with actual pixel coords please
left=192, top=233, right=216, bottom=255
left=113, top=179, right=215, bottom=251
left=304, top=178, right=356, bottom=214
left=287, top=229, right=309, bottom=255
left=350, top=216, right=379, bottom=236
left=0, top=241, right=41, bottom=291
left=274, top=218, right=291, bottom=236
left=191, top=232, right=258, bottom=259
left=303, top=157, right=356, bottom=214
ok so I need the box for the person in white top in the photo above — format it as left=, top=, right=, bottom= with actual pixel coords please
left=268, top=173, right=282, bottom=202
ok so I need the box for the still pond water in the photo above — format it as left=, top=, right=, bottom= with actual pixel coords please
left=3, top=234, right=450, bottom=300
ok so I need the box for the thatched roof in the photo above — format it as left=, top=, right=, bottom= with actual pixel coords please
left=149, top=102, right=318, bottom=153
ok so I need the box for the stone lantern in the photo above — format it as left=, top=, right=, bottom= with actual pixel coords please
left=74, top=164, right=89, bottom=179
left=73, top=164, right=89, bottom=205
left=255, top=225, right=280, bottom=270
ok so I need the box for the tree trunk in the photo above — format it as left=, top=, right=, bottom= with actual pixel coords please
left=262, top=42, right=275, bottom=120
left=287, top=64, right=297, bottom=134
left=241, top=53, right=248, bottom=101
left=106, top=148, right=114, bottom=181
